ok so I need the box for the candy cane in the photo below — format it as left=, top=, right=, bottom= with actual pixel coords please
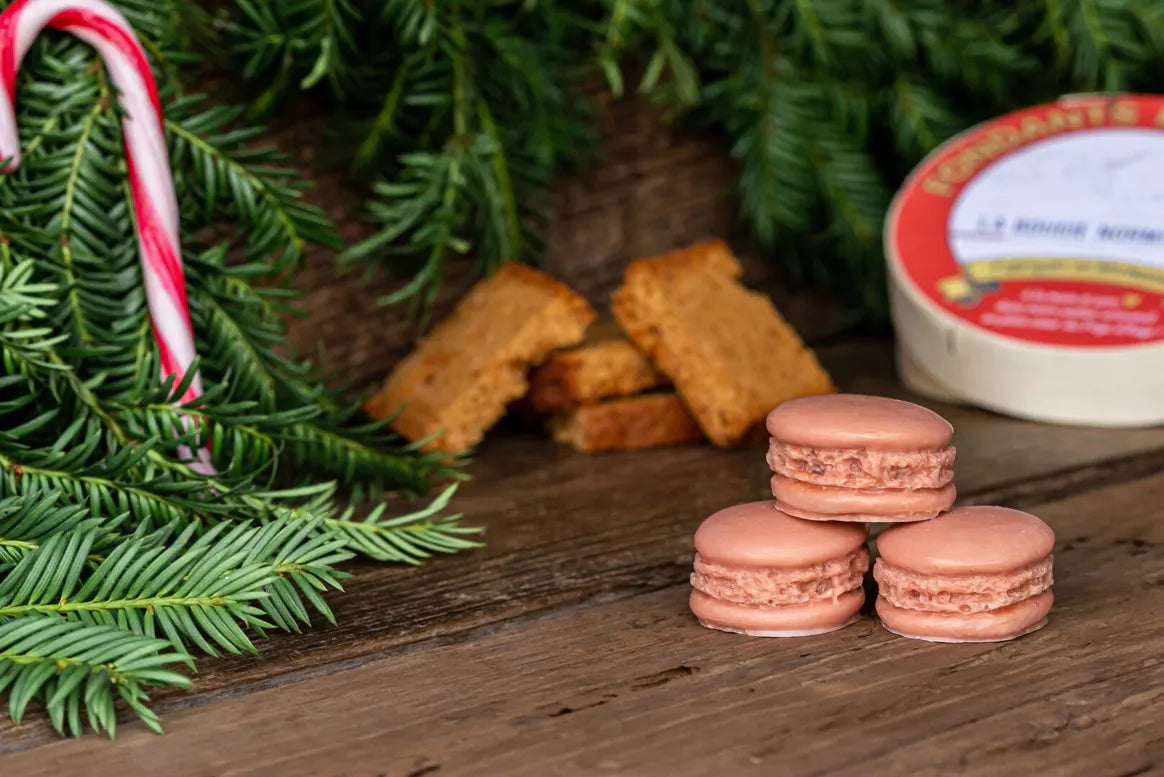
left=0, top=0, right=213, bottom=473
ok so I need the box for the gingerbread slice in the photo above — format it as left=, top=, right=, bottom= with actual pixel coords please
left=364, top=263, right=595, bottom=451
left=550, top=393, right=702, bottom=452
left=612, top=240, right=834, bottom=446
left=526, top=321, right=667, bottom=413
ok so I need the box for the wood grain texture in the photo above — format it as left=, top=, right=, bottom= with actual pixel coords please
left=5, top=472, right=1163, bottom=776
left=4, top=341, right=1164, bottom=754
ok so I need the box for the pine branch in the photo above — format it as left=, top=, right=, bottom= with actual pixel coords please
left=278, top=414, right=466, bottom=501
left=1037, top=0, right=1152, bottom=90
left=226, top=0, right=599, bottom=308
left=166, top=98, right=342, bottom=274
left=885, top=77, right=961, bottom=158
left=227, top=0, right=362, bottom=114
left=0, top=493, right=100, bottom=566
left=0, top=616, right=193, bottom=737
left=326, top=485, right=482, bottom=563
left=0, top=520, right=352, bottom=655
left=0, top=260, right=66, bottom=374
left=0, top=0, right=481, bottom=738
left=597, top=0, right=699, bottom=105
left=0, top=445, right=219, bottom=531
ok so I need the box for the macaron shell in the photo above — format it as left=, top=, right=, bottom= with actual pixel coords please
left=877, top=505, right=1056, bottom=575
left=694, top=501, right=868, bottom=568
left=691, top=588, right=865, bottom=637
left=876, top=590, right=1053, bottom=643
left=770, top=475, right=956, bottom=517
left=766, top=394, right=953, bottom=451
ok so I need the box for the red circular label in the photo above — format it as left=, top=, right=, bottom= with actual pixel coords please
left=888, top=94, right=1164, bottom=347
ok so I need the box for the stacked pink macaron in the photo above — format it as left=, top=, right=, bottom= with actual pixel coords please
left=689, top=503, right=869, bottom=637
left=690, top=393, right=1056, bottom=643
left=873, top=506, right=1055, bottom=642
left=766, top=395, right=956, bottom=523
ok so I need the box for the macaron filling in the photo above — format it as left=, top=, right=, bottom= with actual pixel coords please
left=691, top=548, right=869, bottom=607
left=766, top=440, right=955, bottom=490
left=874, top=557, right=1054, bottom=615
left=778, top=505, right=942, bottom=523
left=770, top=475, right=956, bottom=522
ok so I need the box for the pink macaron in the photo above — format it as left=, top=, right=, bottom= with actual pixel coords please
left=766, top=394, right=956, bottom=522
left=689, top=501, right=869, bottom=637
left=874, top=506, right=1055, bottom=643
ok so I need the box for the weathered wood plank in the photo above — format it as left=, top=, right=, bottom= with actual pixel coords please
left=5, top=471, right=1163, bottom=776
left=4, top=341, right=1164, bottom=751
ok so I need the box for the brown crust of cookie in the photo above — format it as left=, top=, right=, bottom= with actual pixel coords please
left=612, top=241, right=834, bottom=446
left=364, top=263, right=596, bottom=451
left=527, top=334, right=667, bottom=412
left=550, top=393, right=703, bottom=452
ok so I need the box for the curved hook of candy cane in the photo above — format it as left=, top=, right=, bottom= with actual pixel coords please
left=0, top=0, right=214, bottom=475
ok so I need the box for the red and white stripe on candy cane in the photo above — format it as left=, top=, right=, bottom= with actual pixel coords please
left=0, top=0, right=213, bottom=473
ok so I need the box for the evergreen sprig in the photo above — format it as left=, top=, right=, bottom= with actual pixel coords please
left=0, top=616, right=193, bottom=737
left=0, top=493, right=103, bottom=567
left=227, top=0, right=600, bottom=308
left=220, top=0, right=1164, bottom=318
left=0, top=0, right=480, bottom=736
left=0, top=519, right=351, bottom=656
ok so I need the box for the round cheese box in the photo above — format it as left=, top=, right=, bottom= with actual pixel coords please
left=886, top=93, right=1164, bottom=427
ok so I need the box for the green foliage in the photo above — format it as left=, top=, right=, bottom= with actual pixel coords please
left=226, top=0, right=600, bottom=307
left=0, top=519, right=352, bottom=655
left=0, top=0, right=479, bottom=736
left=326, top=483, right=480, bottom=562
left=221, top=0, right=1164, bottom=318
left=0, top=493, right=101, bottom=567
left=0, top=616, right=192, bottom=737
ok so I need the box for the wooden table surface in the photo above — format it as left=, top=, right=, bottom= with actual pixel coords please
left=3, top=338, right=1164, bottom=776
